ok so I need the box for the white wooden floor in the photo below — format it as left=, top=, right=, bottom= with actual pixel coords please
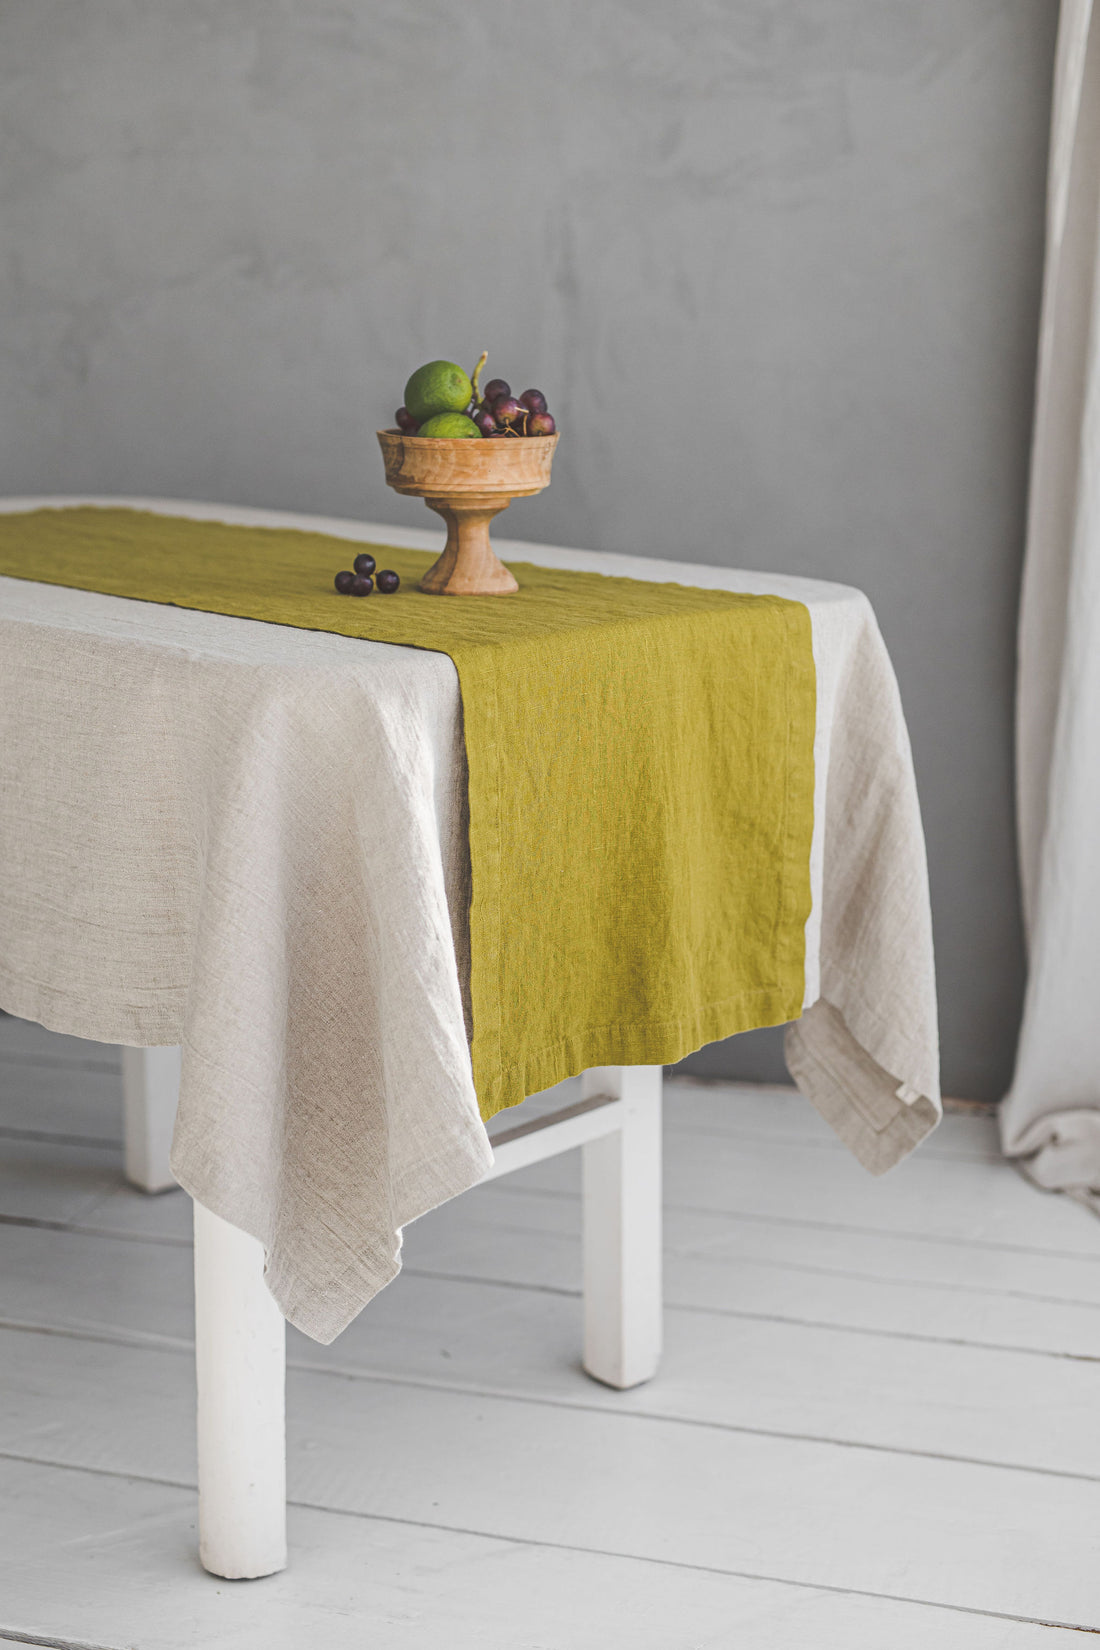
left=0, top=1018, right=1097, bottom=1648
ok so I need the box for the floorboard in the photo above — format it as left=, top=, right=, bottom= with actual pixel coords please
left=0, top=1059, right=121, bottom=1145
left=503, top=1123, right=1100, bottom=1257
left=0, top=1018, right=1097, bottom=1643
left=0, top=1329, right=1095, bottom=1624
left=0, top=1137, right=121, bottom=1225
left=0, top=1459, right=1091, bottom=1650
left=0, top=1226, right=1096, bottom=1478
left=402, top=1186, right=1100, bottom=1354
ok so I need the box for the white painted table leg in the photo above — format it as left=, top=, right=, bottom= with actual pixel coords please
left=121, top=1045, right=180, bottom=1192
left=580, top=1065, right=663, bottom=1390
left=193, top=1200, right=287, bottom=1579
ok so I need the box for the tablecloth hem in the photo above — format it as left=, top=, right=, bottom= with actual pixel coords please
left=0, top=974, right=185, bottom=1047
left=785, top=998, right=939, bottom=1175
left=176, top=1119, right=495, bottom=1344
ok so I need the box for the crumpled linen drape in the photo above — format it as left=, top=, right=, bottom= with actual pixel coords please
left=1001, top=0, right=1100, bottom=1210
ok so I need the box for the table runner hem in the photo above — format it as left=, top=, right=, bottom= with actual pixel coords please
left=479, top=984, right=804, bottom=1121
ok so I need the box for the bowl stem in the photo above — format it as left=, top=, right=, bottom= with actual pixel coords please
left=420, top=496, right=519, bottom=595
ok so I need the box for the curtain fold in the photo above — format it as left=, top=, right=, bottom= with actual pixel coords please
left=1001, top=0, right=1100, bottom=1210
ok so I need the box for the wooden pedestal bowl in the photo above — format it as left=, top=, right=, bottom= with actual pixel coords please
left=377, top=429, right=558, bottom=595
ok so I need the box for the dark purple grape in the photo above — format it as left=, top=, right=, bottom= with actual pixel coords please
left=353, top=552, right=376, bottom=576
left=474, top=410, right=497, bottom=437
left=527, top=411, right=556, bottom=436
left=494, top=396, right=524, bottom=426
left=350, top=574, right=373, bottom=596
left=483, top=378, right=510, bottom=405
left=519, top=388, right=547, bottom=416
left=395, top=407, right=418, bottom=433
left=376, top=569, right=401, bottom=594
left=334, top=570, right=356, bottom=594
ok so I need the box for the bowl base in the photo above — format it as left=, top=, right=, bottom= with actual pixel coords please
left=420, top=496, right=519, bottom=596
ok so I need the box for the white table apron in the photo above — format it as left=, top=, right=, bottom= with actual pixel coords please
left=0, top=496, right=941, bottom=1579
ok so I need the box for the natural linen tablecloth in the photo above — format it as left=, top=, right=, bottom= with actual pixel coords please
left=0, top=497, right=940, bottom=1342
left=0, top=506, right=815, bottom=1123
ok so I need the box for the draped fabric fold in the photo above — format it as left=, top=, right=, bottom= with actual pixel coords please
left=1001, top=0, right=1100, bottom=1210
left=0, top=493, right=942, bottom=1339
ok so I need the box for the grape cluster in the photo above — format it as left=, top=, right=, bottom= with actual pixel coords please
left=473, top=381, right=556, bottom=440
left=395, top=353, right=556, bottom=440
left=334, top=552, right=401, bottom=598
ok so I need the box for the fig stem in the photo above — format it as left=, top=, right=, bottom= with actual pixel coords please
left=470, top=350, right=488, bottom=403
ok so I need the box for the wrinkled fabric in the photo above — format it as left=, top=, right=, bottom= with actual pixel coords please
left=1001, top=0, right=1100, bottom=1210
left=0, top=496, right=940, bottom=1341
left=0, top=506, right=817, bottom=1121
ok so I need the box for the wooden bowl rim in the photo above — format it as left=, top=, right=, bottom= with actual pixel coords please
left=377, top=428, right=558, bottom=447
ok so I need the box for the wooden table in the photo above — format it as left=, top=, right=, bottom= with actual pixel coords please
left=0, top=494, right=941, bottom=1578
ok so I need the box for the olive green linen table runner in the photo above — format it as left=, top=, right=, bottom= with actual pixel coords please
left=0, top=507, right=815, bottom=1122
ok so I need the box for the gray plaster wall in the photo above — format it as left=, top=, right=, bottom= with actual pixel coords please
left=0, top=2, right=1057, bottom=1100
